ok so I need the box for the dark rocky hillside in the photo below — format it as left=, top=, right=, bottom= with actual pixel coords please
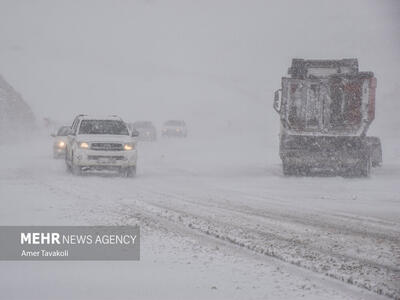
left=0, top=75, right=35, bottom=139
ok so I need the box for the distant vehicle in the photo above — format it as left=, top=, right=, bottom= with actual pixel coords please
left=273, top=58, right=382, bottom=177
left=65, top=115, right=138, bottom=177
left=130, top=121, right=157, bottom=141
left=126, top=124, right=140, bottom=140
left=51, top=126, right=70, bottom=158
left=162, top=120, right=187, bottom=137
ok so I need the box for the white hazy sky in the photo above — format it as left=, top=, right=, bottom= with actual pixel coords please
left=0, top=0, right=399, bottom=134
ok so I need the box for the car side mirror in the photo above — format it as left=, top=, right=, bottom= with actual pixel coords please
left=273, top=89, right=282, bottom=113
left=66, top=128, right=74, bottom=136
left=131, top=129, right=139, bottom=137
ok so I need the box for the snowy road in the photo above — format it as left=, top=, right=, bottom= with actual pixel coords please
left=0, top=134, right=399, bottom=300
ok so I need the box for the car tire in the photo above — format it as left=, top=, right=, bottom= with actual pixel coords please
left=128, top=166, right=136, bottom=177
left=65, top=149, right=72, bottom=173
left=66, top=162, right=72, bottom=173
left=71, top=153, right=82, bottom=176
left=122, top=166, right=136, bottom=177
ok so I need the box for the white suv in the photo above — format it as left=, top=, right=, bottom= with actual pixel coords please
left=65, top=115, right=138, bottom=177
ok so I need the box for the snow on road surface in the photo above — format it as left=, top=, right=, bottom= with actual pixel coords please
left=0, top=133, right=399, bottom=300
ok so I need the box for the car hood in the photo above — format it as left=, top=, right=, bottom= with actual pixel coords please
left=76, top=134, right=134, bottom=143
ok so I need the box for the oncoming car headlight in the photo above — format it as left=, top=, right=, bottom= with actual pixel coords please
left=124, top=143, right=134, bottom=151
left=57, top=141, right=66, bottom=148
left=79, top=142, right=89, bottom=149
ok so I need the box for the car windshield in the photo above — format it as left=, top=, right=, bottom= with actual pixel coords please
left=57, top=126, right=70, bottom=136
left=165, top=120, right=183, bottom=126
left=78, top=120, right=129, bottom=135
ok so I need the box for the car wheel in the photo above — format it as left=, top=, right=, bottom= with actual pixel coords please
left=66, top=162, right=72, bottom=173
left=121, top=166, right=136, bottom=177
left=65, top=149, right=72, bottom=172
left=71, top=153, right=82, bottom=176
left=127, top=166, right=136, bottom=177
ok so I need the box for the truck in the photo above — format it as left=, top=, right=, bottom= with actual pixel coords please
left=273, top=58, right=382, bottom=177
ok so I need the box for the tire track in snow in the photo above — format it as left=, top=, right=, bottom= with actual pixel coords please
left=138, top=184, right=400, bottom=241
left=121, top=192, right=400, bottom=300
left=131, top=184, right=400, bottom=274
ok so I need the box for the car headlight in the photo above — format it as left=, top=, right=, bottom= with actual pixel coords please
left=124, top=143, right=134, bottom=151
left=79, top=142, right=89, bottom=149
left=57, top=141, right=66, bottom=148
left=176, top=128, right=181, bottom=132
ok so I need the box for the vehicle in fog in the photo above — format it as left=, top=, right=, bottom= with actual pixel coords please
left=130, top=121, right=157, bottom=141
left=126, top=123, right=140, bottom=140
left=65, top=115, right=138, bottom=177
left=161, top=120, right=187, bottom=137
left=51, top=126, right=70, bottom=158
left=273, top=58, right=382, bottom=177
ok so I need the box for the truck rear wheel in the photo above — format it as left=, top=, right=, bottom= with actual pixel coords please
left=360, top=155, right=372, bottom=177
left=366, top=137, right=382, bottom=167
left=282, top=161, right=298, bottom=176
left=282, top=161, right=310, bottom=176
left=351, top=153, right=371, bottom=177
left=282, top=163, right=291, bottom=176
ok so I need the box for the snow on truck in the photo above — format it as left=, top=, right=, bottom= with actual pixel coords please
left=273, top=58, right=382, bottom=176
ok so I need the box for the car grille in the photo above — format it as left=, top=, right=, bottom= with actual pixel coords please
left=90, top=143, right=123, bottom=151
left=88, top=155, right=124, bottom=161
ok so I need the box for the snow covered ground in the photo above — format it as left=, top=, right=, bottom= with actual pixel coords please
left=0, top=132, right=398, bottom=300
left=0, top=1, right=399, bottom=299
